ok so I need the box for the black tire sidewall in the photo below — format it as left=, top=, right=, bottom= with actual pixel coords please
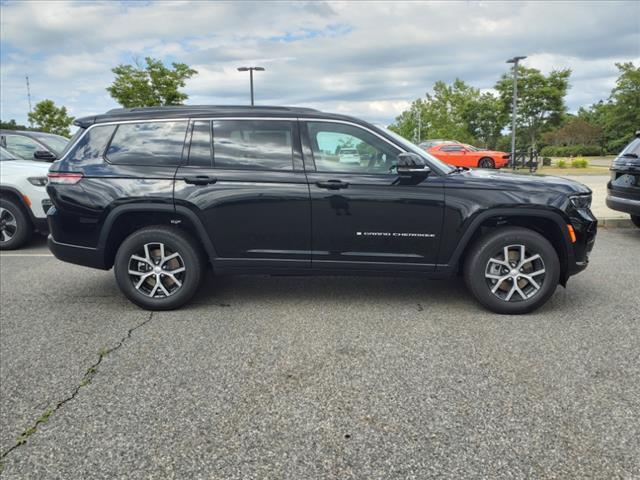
left=631, top=215, right=640, bottom=229
left=478, top=157, right=495, bottom=169
left=464, top=227, right=560, bottom=314
left=0, top=198, right=32, bottom=250
left=114, top=227, right=203, bottom=310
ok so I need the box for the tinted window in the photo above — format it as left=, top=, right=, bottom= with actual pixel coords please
left=65, top=125, right=116, bottom=163
left=620, top=138, right=640, bottom=156
left=106, top=121, right=188, bottom=166
left=307, top=122, right=399, bottom=174
left=213, top=120, right=293, bottom=171
left=188, top=121, right=212, bottom=167
left=441, top=145, right=463, bottom=152
left=5, top=135, right=43, bottom=159
left=32, top=133, right=69, bottom=154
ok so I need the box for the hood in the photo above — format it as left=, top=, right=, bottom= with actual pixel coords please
left=449, top=168, right=591, bottom=195
left=1, top=160, right=51, bottom=174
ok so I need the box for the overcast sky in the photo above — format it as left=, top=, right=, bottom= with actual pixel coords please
left=1, top=0, right=639, bottom=128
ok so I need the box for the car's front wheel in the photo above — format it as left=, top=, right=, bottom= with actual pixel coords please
left=463, top=227, right=560, bottom=314
left=0, top=198, right=32, bottom=250
left=631, top=215, right=640, bottom=229
left=478, top=157, right=496, bottom=169
left=114, top=226, right=204, bottom=310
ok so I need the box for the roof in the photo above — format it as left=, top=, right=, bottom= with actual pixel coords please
left=74, top=105, right=364, bottom=128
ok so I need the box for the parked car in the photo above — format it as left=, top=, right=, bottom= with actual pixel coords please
left=606, top=131, right=640, bottom=228
left=426, top=142, right=510, bottom=169
left=0, top=146, right=51, bottom=249
left=0, top=129, right=69, bottom=162
left=46, top=106, right=596, bottom=314
left=338, top=148, right=360, bottom=164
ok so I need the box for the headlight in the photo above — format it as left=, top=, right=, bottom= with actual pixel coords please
left=570, top=194, right=591, bottom=209
left=27, top=176, right=48, bottom=186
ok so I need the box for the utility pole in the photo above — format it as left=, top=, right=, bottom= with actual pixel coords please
left=237, top=66, right=265, bottom=106
left=25, top=75, right=33, bottom=126
left=506, top=56, right=526, bottom=169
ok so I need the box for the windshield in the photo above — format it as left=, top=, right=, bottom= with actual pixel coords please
left=32, top=133, right=69, bottom=154
left=380, top=127, right=455, bottom=173
left=0, top=146, right=21, bottom=161
left=620, top=138, right=640, bottom=157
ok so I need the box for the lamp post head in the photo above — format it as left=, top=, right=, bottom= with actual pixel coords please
left=506, top=56, right=527, bottom=64
left=237, top=66, right=266, bottom=72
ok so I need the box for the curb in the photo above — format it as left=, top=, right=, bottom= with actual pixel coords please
left=598, top=218, right=634, bottom=228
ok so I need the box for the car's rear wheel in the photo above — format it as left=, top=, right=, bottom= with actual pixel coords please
left=478, top=157, right=495, bottom=169
left=0, top=199, right=32, bottom=250
left=463, top=227, right=560, bottom=314
left=114, top=226, right=204, bottom=310
left=631, top=215, right=640, bottom=229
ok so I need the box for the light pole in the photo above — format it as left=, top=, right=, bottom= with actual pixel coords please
left=506, top=56, right=526, bottom=169
left=237, top=66, right=265, bottom=106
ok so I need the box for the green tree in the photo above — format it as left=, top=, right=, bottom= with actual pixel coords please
left=495, top=66, right=571, bottom=148
left=0, top=119, right=31, bottom=131
left=27, top=100, right=74, bottom=137
left=107, top=57, right=198, bottom=108
left=542, top=116, right=602, bottom=147
left=463, top=92, right=507, bottom=148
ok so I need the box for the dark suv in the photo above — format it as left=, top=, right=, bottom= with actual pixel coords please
left=46, top=106, right=597, bottom=314
left=606, top=131, right=640, bottom=228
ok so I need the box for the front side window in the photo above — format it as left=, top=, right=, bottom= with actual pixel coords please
left=213, top=120, right=294, bottom=171
left=4, top=135, right=43, bottom=160
left=106, top=121, right=188, bottom=166
left=65, top=125, right=116, bottom=163
left=306, top=122, right=399, bottom=174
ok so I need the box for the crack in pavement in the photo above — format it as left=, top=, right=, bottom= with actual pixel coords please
left=0, top=312, right=155, bottom=469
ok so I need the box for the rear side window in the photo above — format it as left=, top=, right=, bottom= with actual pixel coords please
left=213, top=120, right=294, bottom=171
left=441, top=145, right=463, bottom=152
left=106, top=121, right=188, bottom=166
left=65, top=125, right=116, bottom=163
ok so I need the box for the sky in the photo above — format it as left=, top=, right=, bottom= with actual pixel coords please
left=1, top=0, right=639, bottom=128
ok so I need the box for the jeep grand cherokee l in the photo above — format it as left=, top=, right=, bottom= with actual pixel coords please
left=46, top=106, right=597, bottom=314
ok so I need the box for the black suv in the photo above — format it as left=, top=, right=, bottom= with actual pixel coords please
left=606, top=131, right=640, bottom=228
left=47, top=106, right=597, bottom=314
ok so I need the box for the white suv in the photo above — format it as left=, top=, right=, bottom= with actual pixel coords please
left=0, top=146, right=52, bottom=249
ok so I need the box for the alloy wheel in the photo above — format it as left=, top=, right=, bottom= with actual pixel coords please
left=128, top=242, right=186, bottom=298
left=484, top=244, right=546, bottom=302
left=0, top=207, right=17, bottom=243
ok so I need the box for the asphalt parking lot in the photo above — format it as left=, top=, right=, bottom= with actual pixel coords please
left=0, top=229, right=638, bottom=479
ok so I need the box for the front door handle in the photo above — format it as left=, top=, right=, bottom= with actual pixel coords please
left=316, top=180, right=349, bottom=190
left=183, top=175, right=217, bottom=186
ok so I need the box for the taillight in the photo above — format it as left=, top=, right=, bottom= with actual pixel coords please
left=47, top=173, right=83, bottom=185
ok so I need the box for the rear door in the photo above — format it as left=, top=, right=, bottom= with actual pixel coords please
left=174, top=118, right=311, bottom=271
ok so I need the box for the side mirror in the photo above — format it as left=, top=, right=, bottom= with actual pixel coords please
left=34, top=150, right=56, bottom=161
left=397, top=153, right=431, bottom=178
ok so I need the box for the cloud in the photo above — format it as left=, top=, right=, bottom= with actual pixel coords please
left=1, top=0, right=638, bottom=127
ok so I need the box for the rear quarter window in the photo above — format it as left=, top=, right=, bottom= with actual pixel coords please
left=106, top=121, right=188, bottom=166
left=65, top=125, right=116, bottom=163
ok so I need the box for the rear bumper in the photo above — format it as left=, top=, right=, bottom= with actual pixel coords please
left=606, top=194, right=640, bottom=216
left=47, top=235, right=108, bottom=270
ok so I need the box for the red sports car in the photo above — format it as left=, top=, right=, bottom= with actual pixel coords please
left=426, top=142, right=510, bottom=169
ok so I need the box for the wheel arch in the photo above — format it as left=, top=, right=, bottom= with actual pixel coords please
left=0, top=186, right=35, bottom=225
left=445, top=208, right=574, bottom=286
left=98, top=204, right=217, bottom=269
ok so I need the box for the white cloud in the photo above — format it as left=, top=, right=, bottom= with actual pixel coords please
left=1, top=0, right=638, bottom=127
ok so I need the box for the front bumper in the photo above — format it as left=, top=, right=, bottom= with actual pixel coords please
left=606, top=193, right=640, bottom=216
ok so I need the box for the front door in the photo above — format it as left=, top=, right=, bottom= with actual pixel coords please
left=302, top=121, right=444, bottom=272
left=174, top=119, right=311, bottom=270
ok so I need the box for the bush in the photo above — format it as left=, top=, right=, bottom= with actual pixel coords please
left=539, top=144, right=602, bottom=157
left=542, top=157, right=552, bottom=166
left=571, top=157, right=589, bottom=168
left=557, top=159, right=567, bottom=168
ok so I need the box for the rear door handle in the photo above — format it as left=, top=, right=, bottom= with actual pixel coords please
left=316, top=180, right=349, bottom=190
left=183, top=175, right=217, bottom=186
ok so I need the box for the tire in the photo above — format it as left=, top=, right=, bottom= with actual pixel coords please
left=463, top=227, right=560, bottom=314
left=478, top=157, right=496, bottom=169
left=631, top=215, right=640, bottom=229
left=0, top=198, right=32, bottom=250
left=114, top=226, right=205, bottom=310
